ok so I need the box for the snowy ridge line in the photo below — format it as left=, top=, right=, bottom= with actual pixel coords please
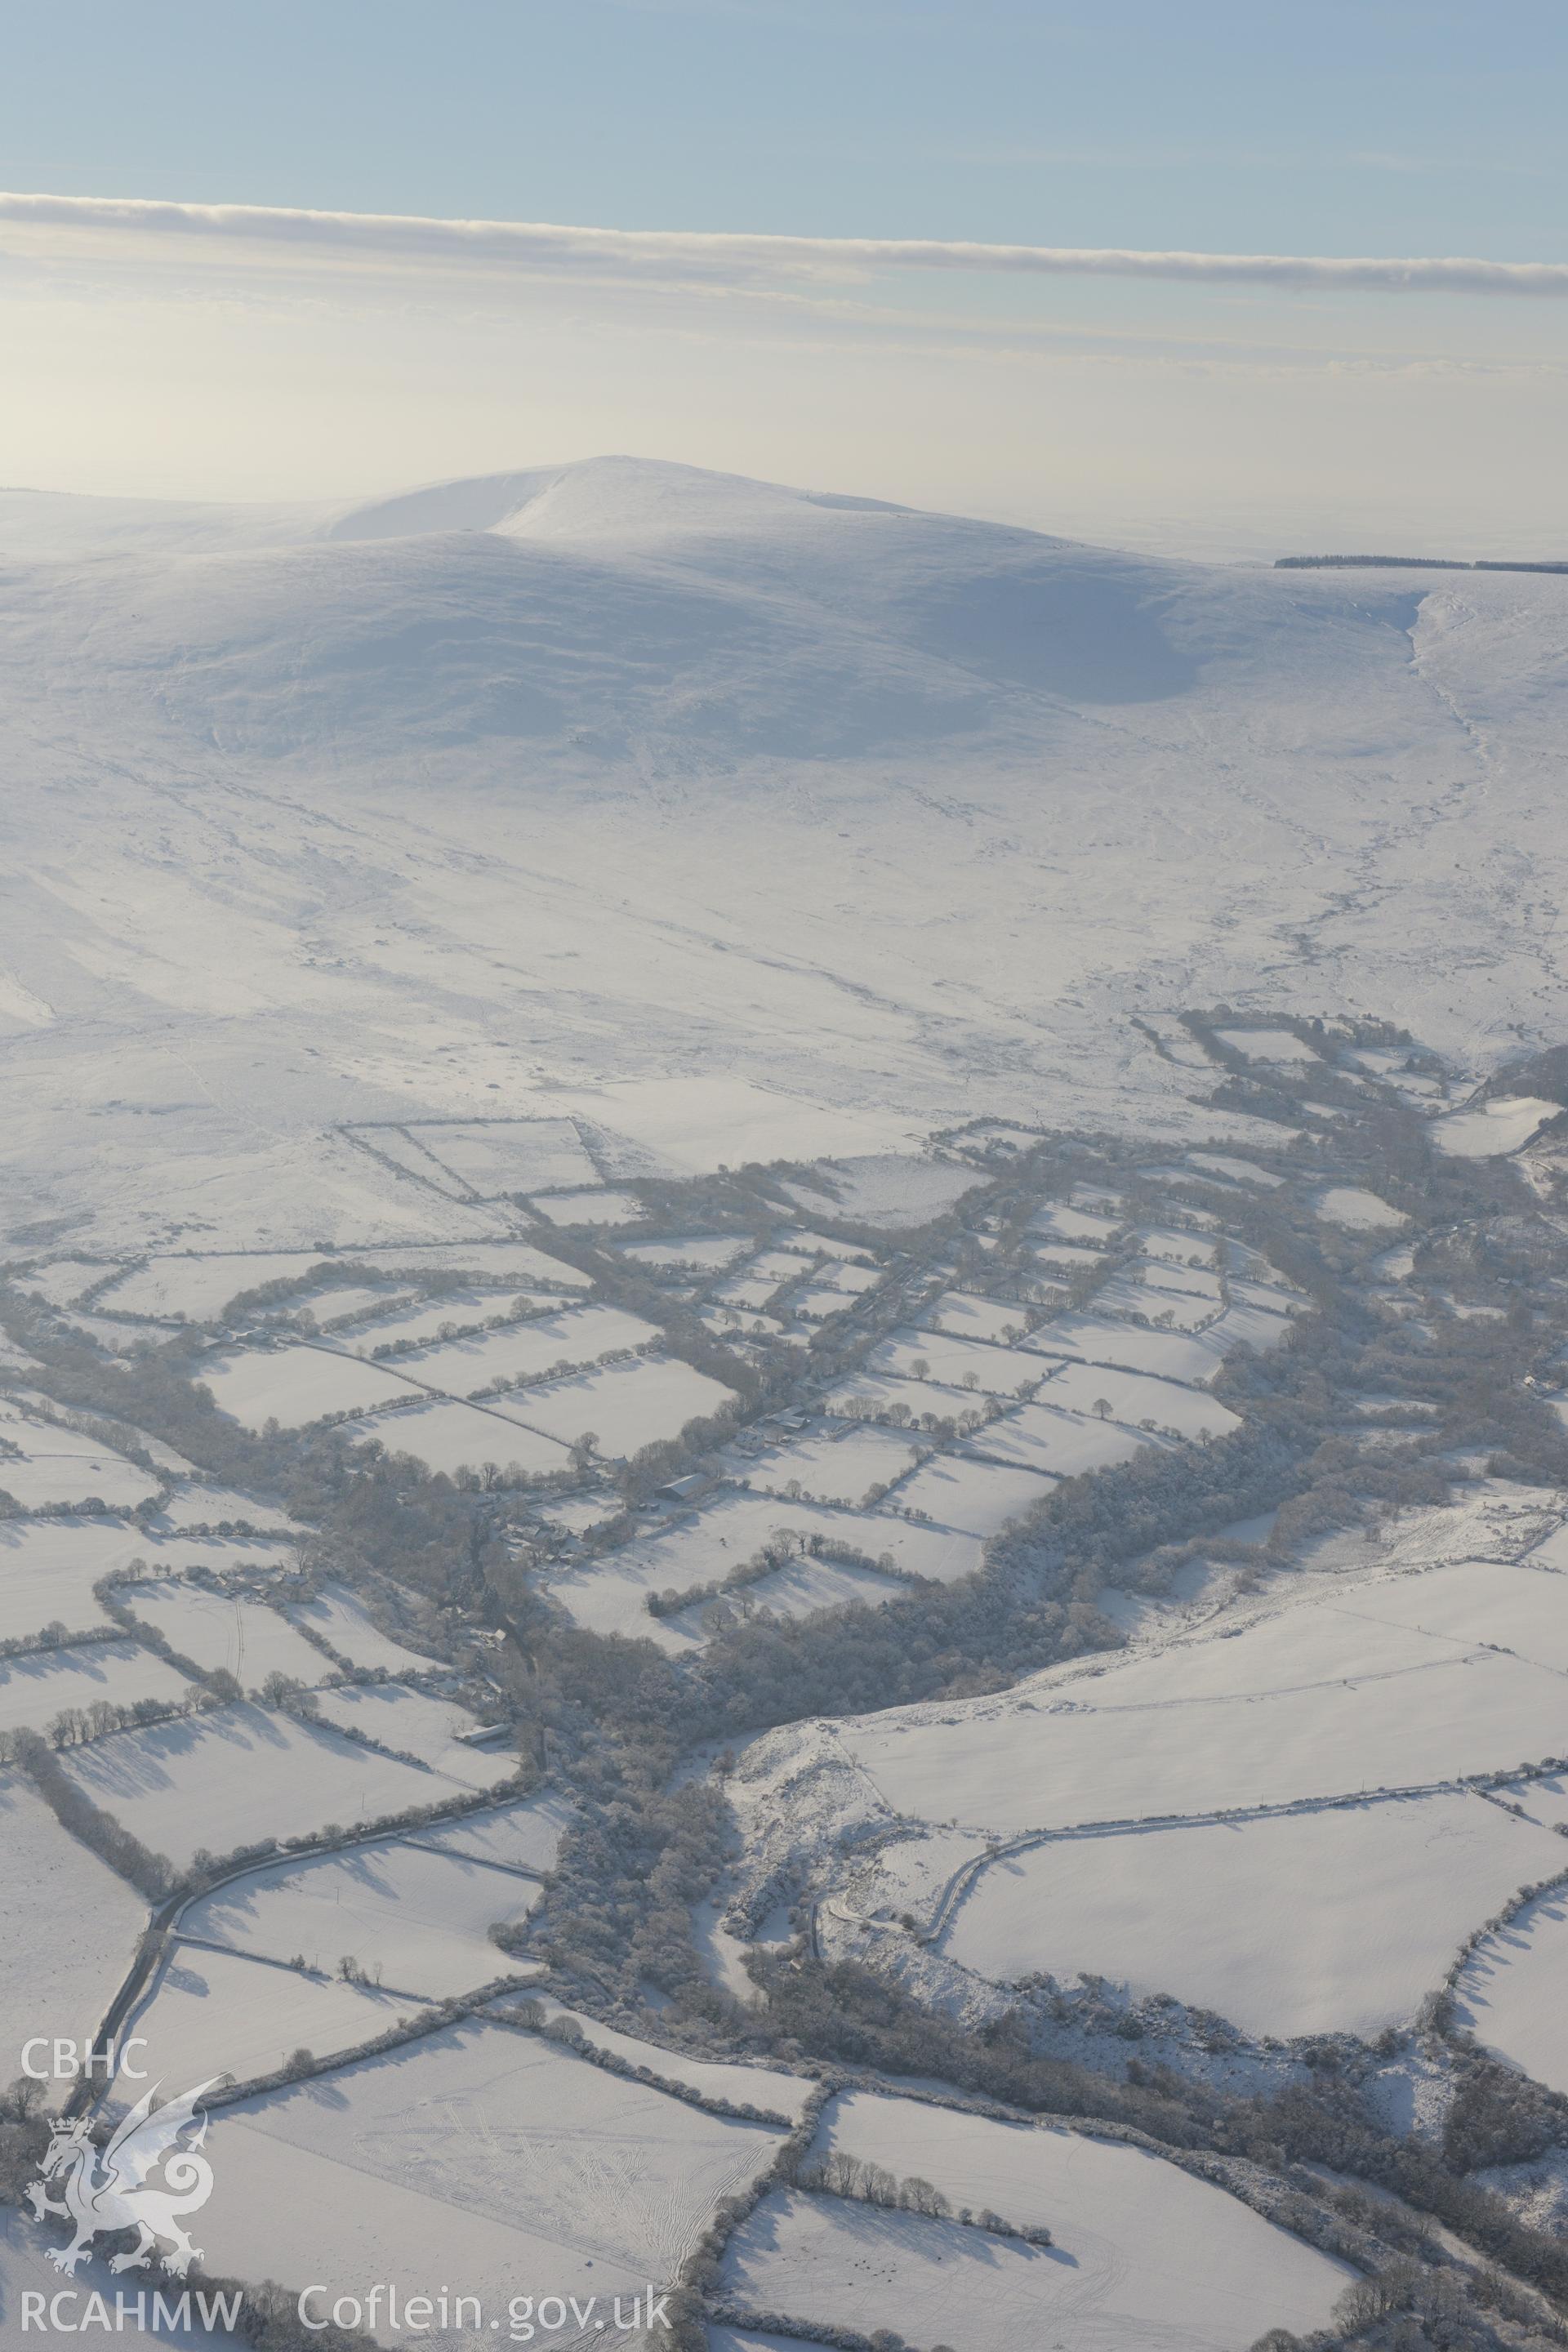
left=886, top=1643, right=1499, bottom=1730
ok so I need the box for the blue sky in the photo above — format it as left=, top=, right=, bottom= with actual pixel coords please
left=2, top=2, right=1566, bottom=545
left=8, top=0, right=1566, bottom=258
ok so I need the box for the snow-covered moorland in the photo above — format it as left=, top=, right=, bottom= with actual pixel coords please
left=2, top=457, right=1567, bottom=1258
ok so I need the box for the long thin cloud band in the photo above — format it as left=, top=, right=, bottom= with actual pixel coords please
left=3, top=189, right=1566, bottom=296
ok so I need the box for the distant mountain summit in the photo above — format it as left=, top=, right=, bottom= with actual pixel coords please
left=322, top=455, right=921, bottom=546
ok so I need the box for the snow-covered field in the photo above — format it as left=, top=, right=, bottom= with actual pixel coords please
left=516, top=2001, right=815, bottom=2121
left=780, top=1254, right=879, bottom=1294
left=966, top=1400, right=1162, bottom=1477
left=724, top=2092, right=1350, bottom=2350
left=1339, top=1556, right=1568, bottom=1670
left=621, top=1234, right=751, bottom=1272
left=0, top=1638, right=192, bottom=1737
left=813, top=2096, right=1348, bottom=2328
left=1433, top=1095, right=1558, bottom=1158
left=390, top=1303, right=657, bottom=1395
left=1214, top=1026, right=1321, bottom=1065
left=0, top=1521, right=292, bottom=1638
left=292, top=1279, right=418, bottom=1326
left=286, top=1585, right=440, bottom=1674
left=532, top=1187, right=645, bottom=1227
left=819, top=1370, right=991, bottom=1423
left=1187, top=1152, right=1285, bottom=1187
left=309, top=1683, right=518, bottom=1790
left=549, top=1544, right=897, bottom=1655
left=544, top=1487, right=982, bottom=1650
left=1027, top=1235, right=1103, bottom=1270
left=1030, top=1203, right=1122, bottom=1245
left=0, top=1774, right=149, bottom=2091
left=0, top=1521, right=153, bottom=1644
left=1454, top=1884, right=1568, bottom=2096
left=720, top=1528, right=1568, bottom=2053
left=199, top=2020, right=785, bottom=2345
left=1023, top=1312, right=1238, bottom=1383
left=661, top=1554, right=910, bottom=1648
left=408, top=1789, right=573, bottom=1873
left=1034, top=1357, right=1241, bottom=1436
left=401, top=1119, right=599, bottom=1195
left=787, top=1282, right=859, bottom=1323
left=102, top=1241, right=589, bottom=1325
left=56, top=1703, right=458, bottom=1869
left=354, top=1241, right=591, bottom=1289
left=352, top=1395, right=574, bottom=1477
left=863, top=1328, right=1045, bottom=1396
left=98, top=1254, right=332, bottom=1322
left=12, top=1258, right=110, bottom=1308
left=724, top=1423, right=924, bottom=1505
left=942, top=1791, right=1566, bottom=2038
left=182, top=1836, right=544, bottom=1999
left=1094, top=1268, right=1221, bottom=1329
left=150, top=1481, right=301, bottom=1535
left=711, top=1273, right=788, bottom=1314
left=1312, top=1186, right=1409, bottom=1232
left=0, top=1403, right=159, bottom=1509
left=340, top=1289, right=532, bottom=1351
left=491, top=1354, right=735, bottom=1456
left=873, top=1451, right=1054, bottom=1534
left=779, top=1156, right=982, bottom=1228
left=918, top=1289, right=1034, bottom=1343
left=115, top=1579, right=327, bottom=1690
left=121, top=1942, right=416, bottom=2098
left=200, top=1344, right=417, bottom=1430
left=835, top=1606, right=1568, bottom=1832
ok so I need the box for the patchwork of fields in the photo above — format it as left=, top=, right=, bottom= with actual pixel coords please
left=4, top=1031, right=1568, bottom=2349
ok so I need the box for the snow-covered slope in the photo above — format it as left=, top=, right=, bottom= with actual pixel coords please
left=1, top=455, right=1565, bottom=1252
left=0, top=486, right=330, bottom=558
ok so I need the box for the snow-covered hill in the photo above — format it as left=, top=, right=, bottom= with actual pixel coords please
left=1, top=454, right=1565, bottom=1253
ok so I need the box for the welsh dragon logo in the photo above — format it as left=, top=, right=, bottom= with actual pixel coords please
left=27, top=2080, right=221, bottom=2278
